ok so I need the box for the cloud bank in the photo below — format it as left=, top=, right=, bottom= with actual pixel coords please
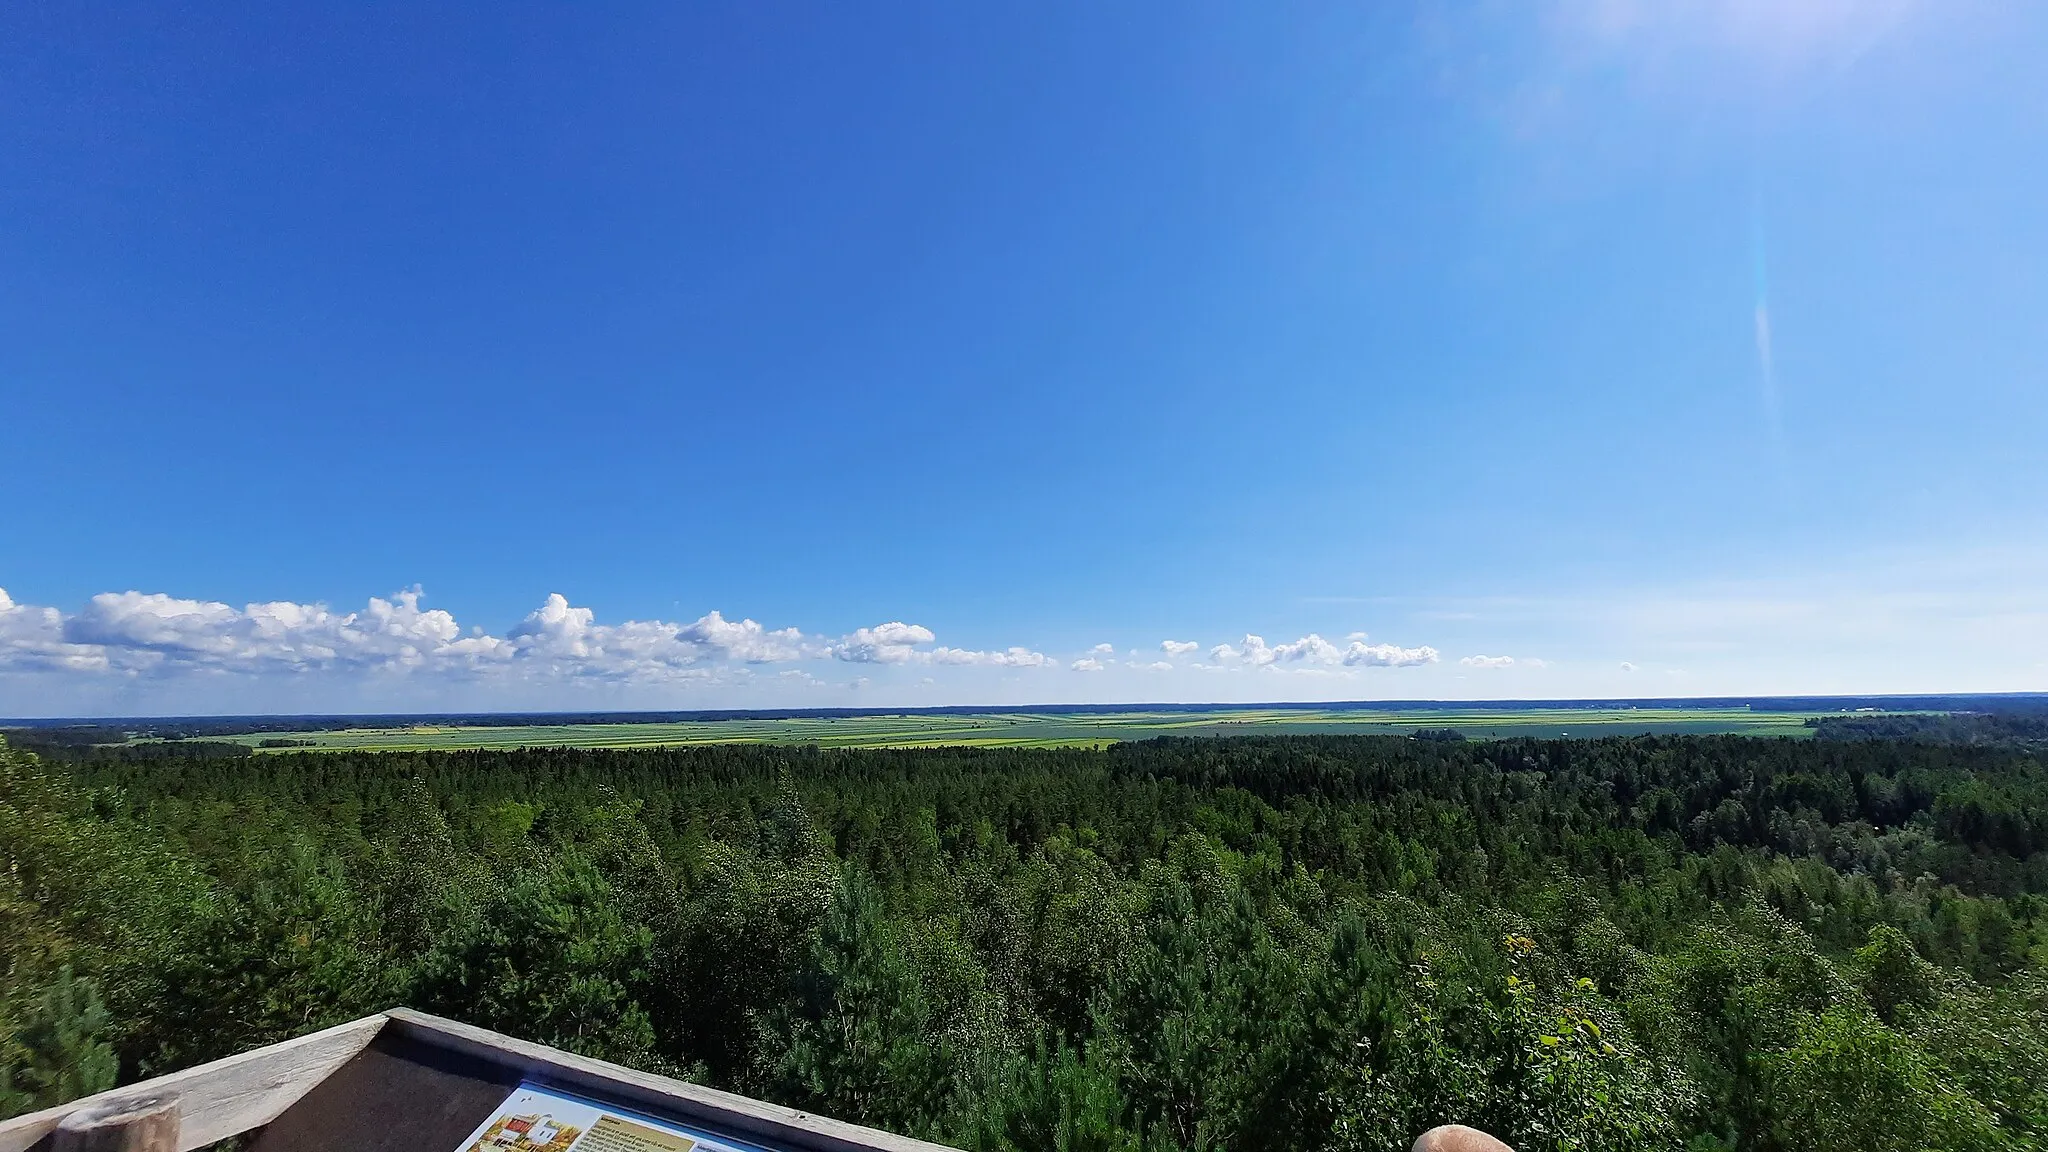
left=1207, top=633, right=1440, bottom=670
left=0, top=585, right=1449, bottom=712
left=0, top=586, right=1054, bottom=685
left=931, top=646, right=1052, bottom=668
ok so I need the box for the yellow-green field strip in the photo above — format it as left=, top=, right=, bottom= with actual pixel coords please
left=210, top=706, right=1835, bottom=753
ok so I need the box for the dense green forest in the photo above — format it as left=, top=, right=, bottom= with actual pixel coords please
left=4, top=733, right=2045, bottom=1150
left=1807, top=711, right=2048, bottom=748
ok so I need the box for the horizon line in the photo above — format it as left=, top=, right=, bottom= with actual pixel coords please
left=6, top=690, right=2046, bottom=728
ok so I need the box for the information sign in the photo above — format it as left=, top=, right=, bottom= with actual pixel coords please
left=454, top=1084, right=778, bottom=1152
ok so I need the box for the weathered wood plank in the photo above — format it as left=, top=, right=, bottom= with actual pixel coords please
left=0, top=1015, right=386, bottom=1152
left=53, top=1094, right=179, bottom=1152
left=382, top=1008, right=961, bottom=1152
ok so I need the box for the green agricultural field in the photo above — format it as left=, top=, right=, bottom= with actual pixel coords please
left=213, top=705, right=1833, bottom=753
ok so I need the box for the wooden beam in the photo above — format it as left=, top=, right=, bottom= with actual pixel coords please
left=382, top=1008, right=960, bottom=1152
left=52, top=1094, right=179, bottom=1152
left=0, top=1015, right=386, bottom=1152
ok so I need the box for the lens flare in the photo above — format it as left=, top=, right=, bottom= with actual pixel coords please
left=1751, top=200, right=1785, bottom=450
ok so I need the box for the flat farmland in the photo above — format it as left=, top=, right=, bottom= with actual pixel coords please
left=214, top=705, right=1833, bottom=753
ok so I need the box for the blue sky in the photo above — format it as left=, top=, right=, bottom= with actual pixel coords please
left=4, top=1, right=2045, bottom=716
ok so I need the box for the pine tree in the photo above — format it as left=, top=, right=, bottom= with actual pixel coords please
left=1, top=968, right=118, bottom=1116
left=758, top=866, right=952, bottom=1137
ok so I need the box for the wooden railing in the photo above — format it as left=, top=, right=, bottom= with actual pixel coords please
left=0, top=1009, right=950, bottom=1152
left=0, top=1008, right=1514, bottom=1152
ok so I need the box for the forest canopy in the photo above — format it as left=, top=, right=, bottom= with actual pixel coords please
left=3, top=733, right=2044, bottom=1150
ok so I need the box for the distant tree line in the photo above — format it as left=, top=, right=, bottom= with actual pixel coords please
left=1808, top=711, right=2048, bottom=748
left=0, top=730, right=254, bottom=762
left=3, top=733, right=2044, bottom=1150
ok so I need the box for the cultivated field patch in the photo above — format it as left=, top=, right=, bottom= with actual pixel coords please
left=211, top=705, right=1833, bottom=752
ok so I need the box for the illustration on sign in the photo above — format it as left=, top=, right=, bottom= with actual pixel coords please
left=455, top=1084, right=778, bottom=1152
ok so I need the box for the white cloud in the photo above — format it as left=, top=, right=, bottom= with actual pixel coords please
left=506, top=593, right=595, bottom=656
left=1207, top=631, right=1440, bottom=670
left=1211, top=634, right=1282, bottom=666
left=3, top=583, right=1483, bottom=707
left=0, top=587, right=1022, bottom=691
left=930, top=646, right=1051, bottom=668
left=1620, top=661, right=1637, bottom=672
left=1276, top=634, right=1343, bottom=663
left=0, top=588, right=109, bottom=672
left=1460, top=654, right=1552, bottom=670
left=678, top=610, right=807, bottom=663
left=51, top=587, right=503, bottom=675
left=497, top=597, right=826, bottom=680
left=1342, top=641, right=1440, bottom=668
left=867, top=621, right=936, bottom=646
left=66, top=591, right=246, bottom=655
left=830, top=621, right=936, bottom=664
left=1210, top=639, right=1249, bottom=664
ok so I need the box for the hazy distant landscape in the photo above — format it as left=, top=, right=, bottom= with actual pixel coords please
left=14, top=694, right=2036, bottom=754
left=203, top=705, right=1821, bottom=751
